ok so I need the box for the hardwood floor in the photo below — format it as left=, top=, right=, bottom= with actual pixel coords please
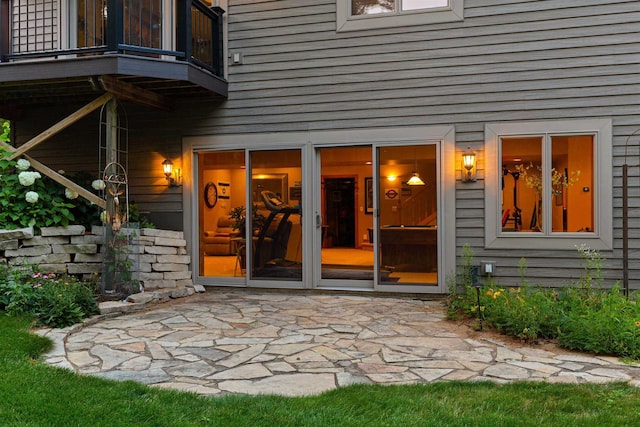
left=202, top=248, right=437, bottom=285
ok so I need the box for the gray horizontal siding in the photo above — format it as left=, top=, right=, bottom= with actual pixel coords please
left=210, top=0, right=640, bottom=288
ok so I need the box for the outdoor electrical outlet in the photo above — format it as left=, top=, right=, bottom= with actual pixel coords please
left=479, top=261, right=496, bottom=275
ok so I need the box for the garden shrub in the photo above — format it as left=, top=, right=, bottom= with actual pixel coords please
left=0, top=264, right=99, bottom=328
left=557, top=286, right=640, bottom=359
left=0, top=147, right=76, bottom=231
left=448, top=245, right=640, bottom=359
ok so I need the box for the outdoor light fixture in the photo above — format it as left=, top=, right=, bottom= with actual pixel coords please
left=407, top=147, right=425, bottom=186
left=162, top=159, right=182, bottom=187
left=462, top=146, right=477, bottom=182
left=473, top=281, right=483, bottom=331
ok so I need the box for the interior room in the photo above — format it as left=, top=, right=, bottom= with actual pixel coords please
left=198, top=144, right=439, bottom=285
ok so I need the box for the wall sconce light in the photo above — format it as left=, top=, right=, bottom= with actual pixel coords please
left=162, top=159, right=182, bottom=187
left=462, top=146, right=477, bottom=182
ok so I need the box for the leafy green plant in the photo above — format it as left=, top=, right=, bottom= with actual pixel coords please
left=128, top=203, right=155, bottom=229
left=0, top=264, right=99, bottom=327
left=447, top=245, right=640, bottom=359
left=102, top=230, right=141, bottom=299
left=229, top=204, right=267, bottom=237
left=0, top=119, right=9, bottom=143
left=0, top=147, right=76, bottom=231
left=446, top=244, right=481, bottom=321
left=558, top=285, right=640, bottom=359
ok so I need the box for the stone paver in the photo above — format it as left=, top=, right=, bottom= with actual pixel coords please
left=40, top=290, right=640, bottom=396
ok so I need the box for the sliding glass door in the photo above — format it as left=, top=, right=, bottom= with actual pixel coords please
left=195, top=138, right=443, bottom=292
left=248, top=149, right=303, bottom=284
left=376, top=144, right=439, bottom=287
left=315, top=146, right=374, bottom=288
left=314, top=143, right=439, bottom=290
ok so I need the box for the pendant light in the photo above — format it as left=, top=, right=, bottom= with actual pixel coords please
left=407, top=146, right=425, bottom=186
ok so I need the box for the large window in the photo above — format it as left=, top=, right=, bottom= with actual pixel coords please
left=337, top=0, right=463, bottom=32
left=485, top=120, right=612, bottom=250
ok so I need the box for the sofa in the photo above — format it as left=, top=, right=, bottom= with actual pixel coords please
left=202, top=216, right=239, bottom=255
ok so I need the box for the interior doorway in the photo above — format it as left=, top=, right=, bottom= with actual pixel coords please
left=323, top=177, right=356, bottom=248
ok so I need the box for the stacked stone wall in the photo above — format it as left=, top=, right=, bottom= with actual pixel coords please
left=0, top=226, right=193, bottom=295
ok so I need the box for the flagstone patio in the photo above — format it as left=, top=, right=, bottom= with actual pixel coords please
left=37, top=290, right=640, bottom=396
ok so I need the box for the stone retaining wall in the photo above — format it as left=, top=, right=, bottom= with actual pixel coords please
left=0, top=225, right=194, bottom=294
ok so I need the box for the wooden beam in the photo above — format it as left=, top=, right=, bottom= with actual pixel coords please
left=8, top=92, right=113, bottom=160
left=97, top=75, right=173, bottom=111
left=0, top=141, right=106, bottom=209
left=25, top=155, right=107, bottom=209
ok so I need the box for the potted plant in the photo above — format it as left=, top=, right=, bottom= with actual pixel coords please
left=230, top=204, right=267, bottom=237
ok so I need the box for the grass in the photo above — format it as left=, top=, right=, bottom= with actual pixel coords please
left=2, top=313, right=640, bottom=426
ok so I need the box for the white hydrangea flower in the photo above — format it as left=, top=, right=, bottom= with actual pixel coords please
left=16, top=159, right=31, bottom=171
left=25, top=191, right=39, bottom=204
left=92, top=179, right=106, bottom=190
left=65, top=188, right=79, bottom=200
left=18, top=171, right=41, bottom=186
left=99, top=211, right=107, bottom=224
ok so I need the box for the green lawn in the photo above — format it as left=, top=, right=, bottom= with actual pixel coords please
left=2, top=313, right=640, bottom=427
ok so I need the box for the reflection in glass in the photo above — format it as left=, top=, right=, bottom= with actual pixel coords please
left=551, top=135, right=593, bottom=233
left=351, top=0, right=448, bottom=15
left=319, top=147, right=374, bottom=282
left=199, top=150, right=246, bottom=278
left=250, top=150, right=303, bottom=281
left=501, top=135, right=593, bottom=234
left=501, top=137, right=543, bottom=232
left=402, top=0, right=448, bottom=11
left=378, top=144, right=438, bottom=285
left=352, top=0, right=395, bottom=15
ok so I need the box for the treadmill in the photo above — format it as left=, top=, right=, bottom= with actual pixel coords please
left=253, top=191, right=301, bottom=276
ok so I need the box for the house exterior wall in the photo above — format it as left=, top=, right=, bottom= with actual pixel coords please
left=8, top=0, right=640, bottom=290
left=196, top=0, right=638, bottom=289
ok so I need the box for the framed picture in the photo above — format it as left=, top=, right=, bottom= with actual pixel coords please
left=365, top=177, right=373, bottom=214
left=218, top=181, right=230, bottom=199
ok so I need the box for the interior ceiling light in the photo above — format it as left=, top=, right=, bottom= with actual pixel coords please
left=407, top=146, right=425, bottom=186
left=407, top=172, right=425, bottom=186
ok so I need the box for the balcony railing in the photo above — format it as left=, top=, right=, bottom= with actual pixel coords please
left=0, top=0, right=224, bottom=78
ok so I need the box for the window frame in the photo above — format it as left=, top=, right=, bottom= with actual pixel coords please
left=336, top=0, right=463, bottom=32
left=484, top=119, right=612, bottom=251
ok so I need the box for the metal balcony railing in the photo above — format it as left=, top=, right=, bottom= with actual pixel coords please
left=0, top=0, right=224, bottom=77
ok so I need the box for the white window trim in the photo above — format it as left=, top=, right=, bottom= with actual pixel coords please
left=336, top=0, right=463, bottom=32
left=484, top=119, right=613, bottom=251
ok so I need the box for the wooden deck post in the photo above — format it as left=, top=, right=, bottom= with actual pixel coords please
left=105, top=98, right=120, bottom=221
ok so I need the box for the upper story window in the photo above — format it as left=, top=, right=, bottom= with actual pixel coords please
left=484, top=119, right=613, bottom=251
left=352, top=0, right=448, bottom=15
left=337, top=0, right=463, bottom=32
left=74, top=0, right=165, bottom=49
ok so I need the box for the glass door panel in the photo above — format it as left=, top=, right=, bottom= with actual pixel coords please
left=377, top=144, right=438, bottom=285
left=317, top=146, right=374, bottom=284
left=249, top=149, right=303, bottom=282
left=198, top=150, right=246, bottom=278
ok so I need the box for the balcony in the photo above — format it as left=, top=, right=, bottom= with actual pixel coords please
left=0, top=0, right=227, bottom=110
